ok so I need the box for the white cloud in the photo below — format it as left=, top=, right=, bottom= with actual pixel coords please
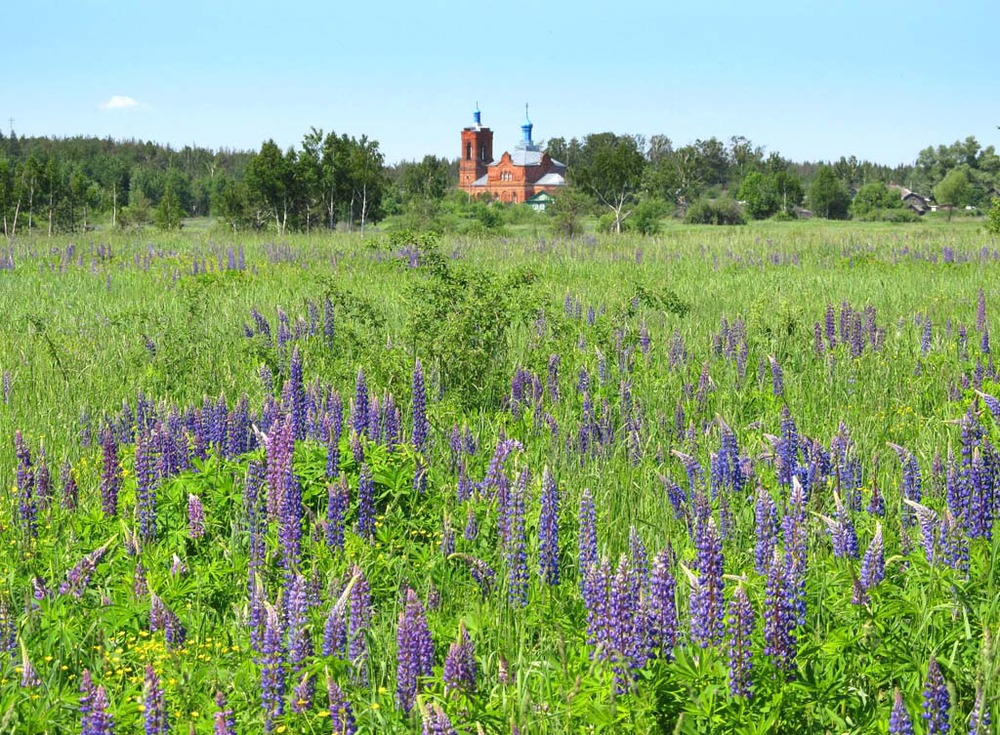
left=100, top=95, right=142, bottom=110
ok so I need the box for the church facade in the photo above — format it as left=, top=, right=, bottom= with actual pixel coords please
left=458, top=107, right=566, bottom=204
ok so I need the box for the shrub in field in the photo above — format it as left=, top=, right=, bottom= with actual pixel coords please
left=684, top=196, right=745, bottom=225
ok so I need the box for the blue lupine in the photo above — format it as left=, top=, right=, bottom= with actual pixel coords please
left=890, top=443, right=922, bottom=527
left=420, top=703, right=457, bottom=735
left=969, top=687, right=990, bottom=735
left=259, top=605, right=285, bottom=732
left=187, top=494, right=205, bottom=540
left=754, top=486, right=778, bottom=575
left=412, top=358, right=429, bottom=453
left=326, top=476, right=349, bottom=551
left=14, top=431, right=37, bottom=538
left=35, top=447, right=51, bottom=510
left=143, top=664, right=168, bottom=735
left=327, top=677, right=356, bottom=735
left=889, top=689, right=914, bottom=735
left=860, top=522, right=885, bottom=592
left=922, top=657, right=950, bottom=734
left=60, top=460, right=78, bottom=511
left=690, top=516, right=725, bottom=647
left=645, top=548, right=677, bottom=661
left=396, top=588, right=434, bottom=714
left=441, top=516, right=455, bottom=557
left=609, top=554, right=643, bottom=692
left=578, top=488, right=598, bottom=592
left=85, top=683, right=115, bottom=735
left=326, top=418, right=341, bottom=480
left=213, top=691, right=236, bottom=735
left=582, top=559, right=611, bottom=657
left=539, top=466, right=560, bottom=586
left=463, top=504, right=478, bottom=541
left=323, top=599, right=347, bottom=659
left=357, top=464, right=375, bottom=540
left=547, top=353, right=561, bottom=402
left=777, top=406, right=799, bottom=488
left=769, top=355, right=784, bottom=397
left=352, top=368, right=368, bottom=437
left=763, top=549, right=797, bottom=677
left=727, top=585, right=755, bottom=698
left=443, top=622, right=477, bottom=695
left=506, top=472, right=529, bottom=606
left=348, top=566, right=372, bottom=684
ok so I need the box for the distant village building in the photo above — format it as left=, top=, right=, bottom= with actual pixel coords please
left=888, top=184, right=931, bottom=215
left=458, top=106, right=566, bottom=206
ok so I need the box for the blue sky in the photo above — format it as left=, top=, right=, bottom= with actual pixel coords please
left=4, top=0, right=998, bottom=166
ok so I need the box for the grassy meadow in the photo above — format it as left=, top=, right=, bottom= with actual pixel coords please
left=0, top=219, right=997, bottom=733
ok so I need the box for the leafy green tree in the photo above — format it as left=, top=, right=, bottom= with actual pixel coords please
left=986, top=197, right=1000, bottom=236
left=851, top=182, right=901, bottom=219
left=400, top=155, right=450, bottom=230
left=118, top=189, right=151, bottom=230
left=738, top=172, right=779, bottom=219
left=933, top=168, right=972, bottom=221
left=629, top=199, right=666, bottom=235
left=245, top=140, right=297, bottom=235
left=347, top=135, right=385, bottom=236
left=571, top=132, right=646, bottom=233
left=153, top=185, right=184, bottom=229
left=547, top=187, right=591, bottom=238
left=808, top=166, right=850, bottom=219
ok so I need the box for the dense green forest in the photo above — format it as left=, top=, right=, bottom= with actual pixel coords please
left=1, top=126, right=998, bottom=236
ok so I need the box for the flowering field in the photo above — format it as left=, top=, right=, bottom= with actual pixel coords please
left=0, top=222, right=997, bottom=734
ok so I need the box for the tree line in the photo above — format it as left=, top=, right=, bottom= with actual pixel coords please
left=1, top=125, right=997, bottom=236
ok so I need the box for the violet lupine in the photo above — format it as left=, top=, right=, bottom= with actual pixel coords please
left=727, top=585, right=755, bottom=698
left=969, top=687, right=990, bottom=735
left=922, top=657, right=950, bottom=734
left=860, top=522, right=885, bottom=593
left=690, top=516, right=725, bottom=648
left=35, top=448, right=51, bottom=510
left=84, top=683, right=115, bottom=735
left=938, top=511, right=969, bottom=575
left=326, top=476, right=349, bottom=551
left=59, top=546, right=106, bottom=598
left=326, top=419, right=341, bottom=480
left=890, top=444, right=923, bottom=528
left=454, top=554, right=496, bottom=597
left=609, top=554, right=644, bottom=691
left=456, top=461, right=473, bottom=503
left=143, top=664, right=168, bottom=735
left=443, top=622, right=477, bottom=695
left=286, top=575, right=313, bottom=692
left=348, top=566, right=372, bottom=685
left=463, top=504, right=478, bottom=541
left=582, top=558, right=612, bottom=658
left=644, top=548, right=677, bottom=661
left=539, top=467, right=560, bottom=586
left=357, top=464, right=375, bottom=541
left=577, top=488, right=597, bottom=591
left=906, top=500, right=939, bottom=563
left=352, top=368, right=368, bottom=437
left=135, top=432, right=158, bottom=543
left=754, top=486, right=778, bottom=575
left=20, top=656, right=40, bottom=687
left=547, top=353, right=561, bottom=402
left=776, top=406, right=799, bottom=489
left=213, top=691, right=236, bottom=735
left=187, top=494, right=205, bottom=539
left=279, top=474, right=303, bottom=571
left=327, top=677, right=356, bottom=735
left=291, top=673, right=312, bottom=715
left=783, top=479, right=808, bottom=626
left=396, top=589, right=434, bottom=714
left=14, top=431, right=37, bottom=538
left=288, top=347, right=306, bottom=441
left=259, top=605, right=286, bottom=732
left=440, top=517, right=455, bottom=557
left=763, top=549, right=797, bottom=678
left=100, top=425, right=121, bottom=518
left=889, top=689, right=914, bottom=735
left=323, top=600, right=347, bottom=659
left=265, top=413, right=294, bottom=521
left=505, top=473, right=529, bottom=607
left=421, top=703, right=457, bottom=735
left=412, top=358, right=429, bottom=453
left=769, top=355, right=785, bottom=397
left=60, top=460, right=78, bottom=511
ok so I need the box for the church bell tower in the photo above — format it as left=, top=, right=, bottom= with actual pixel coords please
left=459, top=105, right=493, bottom=192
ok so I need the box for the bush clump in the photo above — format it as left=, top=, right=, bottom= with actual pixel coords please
left=684, top=197, right=745, bottom=225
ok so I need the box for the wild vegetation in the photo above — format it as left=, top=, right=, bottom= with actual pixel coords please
left=0, top=220, right=997, bottom=733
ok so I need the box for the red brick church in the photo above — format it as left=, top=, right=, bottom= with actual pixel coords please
left=458, top=106, right=566, bottom=204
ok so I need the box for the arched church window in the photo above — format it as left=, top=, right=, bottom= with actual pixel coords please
left=466, top=143, right=472, bottom=160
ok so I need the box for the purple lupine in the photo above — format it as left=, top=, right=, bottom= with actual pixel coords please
left=922, top=657, right=950, bottom=734
left=286, top=575, right=313, bottom=699
left=143, top=664, right=168, bottom=735
left=506, top=473, right=529, bottom=607
left=323, top=599, right=347, bottom=658
left=60, top=461, right=78, bottom=511
left=582, top=558, right=611, bottom=659
left=348, top=566, right=372, bottom=684
left=754, top=486, right=778, bottom=575
left=187, top=494, right=205, bottom=539
left=352, top=368, right=368, bottom=437
left=727, top=585, right=755, bottom=698
left=59, top=546, right=106, bottom=598
left=777, top=406, right=799, bottom=488
left=213, top=691, right=236, bottom=735
left=35, top=448, right=51, bottom=510
left=547, top=353, right=561, bottom=402
left=860, top=522, right=885, bottom=593
left=456, top=460, right=472, bottom=503
left=279, top=473, right=303, bottom=571
left=326, top=419, right=342, bottom=480
left=977, top=288, right=987, bottom=332
left=769, top=355, right=785, bottom=397
left=20, top=656, right=40, bottom=687
left=86, top=684, right=115, bottom=735
left=14, top=431, right=37, bottom=538
left=421, top=703, right=457, bottom=735
left=609, top=554, right=644, bottom=691
left=578, top=488, right=598, bottom=592
left=443, top=622, right=477, bottom=695
left=264, top=413, right=294, bottom=521
left=454, top=554, right=496, bottom=597
left=357, top=464, right=375, bottom=540
left=969, top=687, right=990, bottom=735
left=441, top=516, right=455, bottom=557
left=288, top=347, right=306, bottom=441
left=326, top=476, right=349, bottom=551
left=690, top=516, right=725, bottom=648
left=463, top=504, right=478, bottom=541
left=135, top=432, right=158, bottom=543
left=396, top=589, right=434, bottom=713
left=259, top=605, right=285, bottom=732
left=889, top=689, right=914, bottom=735
left=291, top=673, right=312, bottom=715
left=645, top=548, right=677, bottom=661
left=327, top=677, right=356, bottom=735
left=412, top=358, right=429, bottom=453
left=539, top=467, right=560, bottom=586
left=763, top=549, right=797, bottom=678
left=938, top=510, right=969, bottom=575
left=783, top=479, right=808, bottom=626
